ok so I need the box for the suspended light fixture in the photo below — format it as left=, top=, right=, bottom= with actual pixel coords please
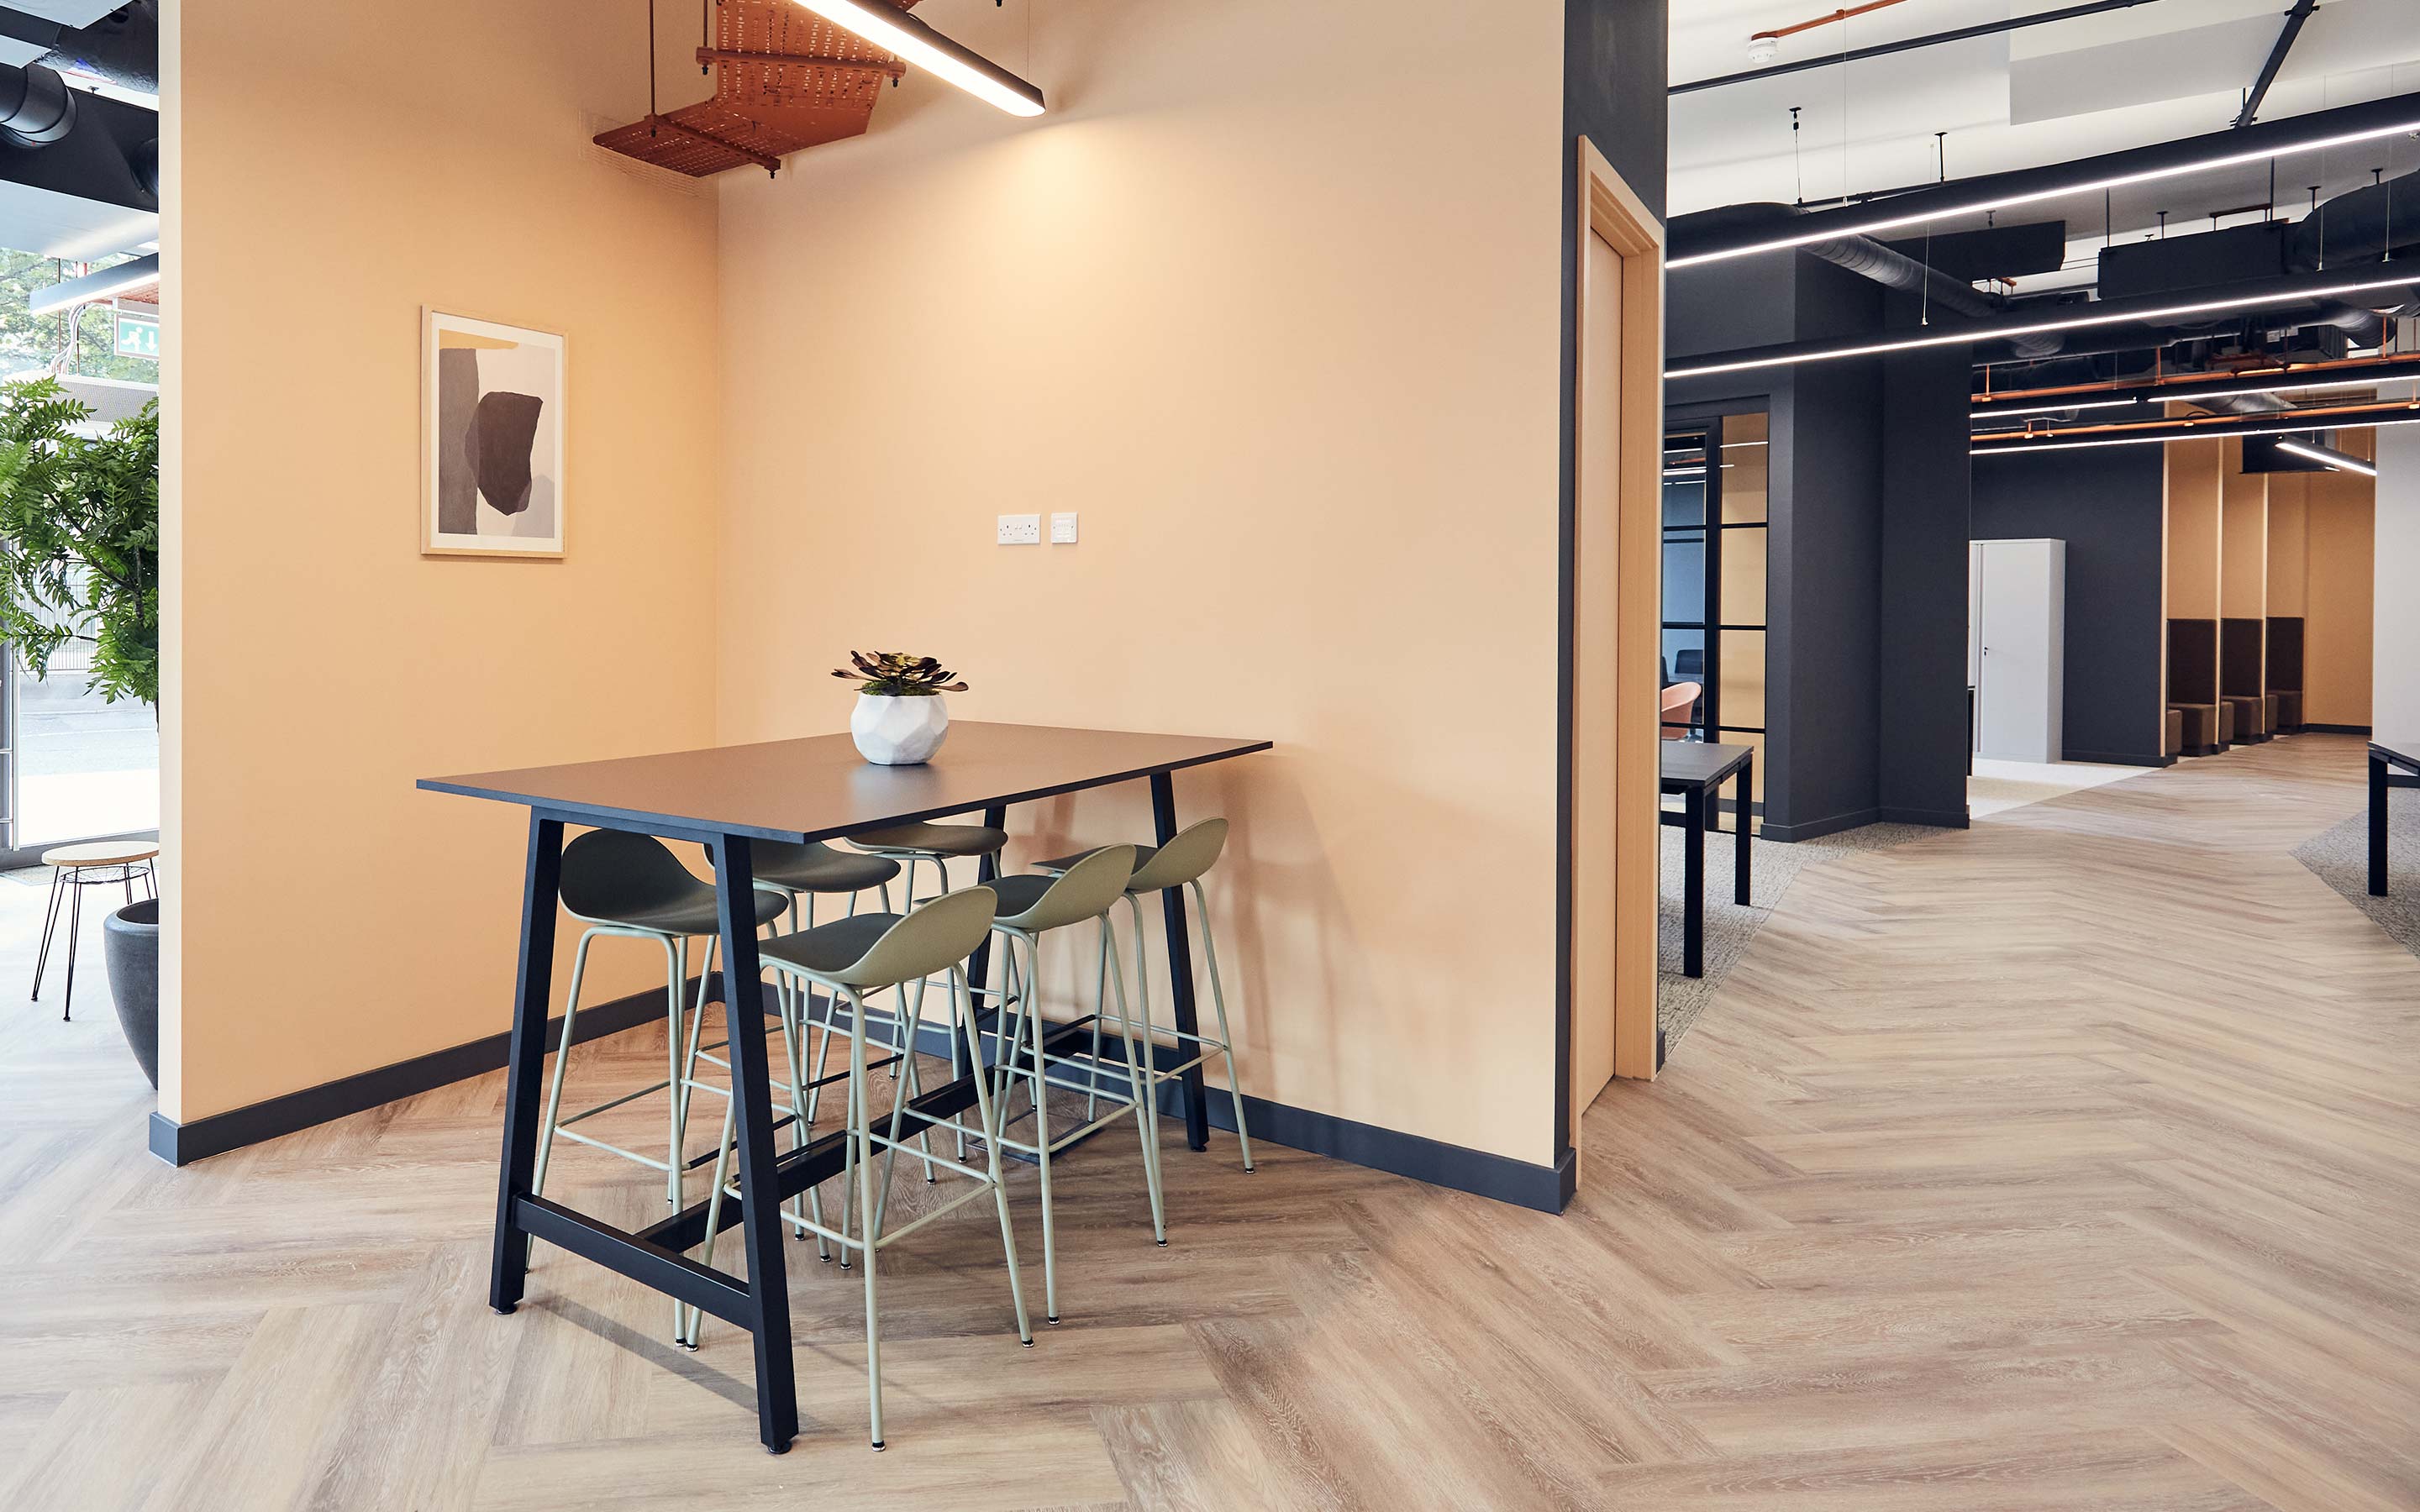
left=1668, top=265, right=2420, bottom=380
left=28, top=252, right=159, bottom=317
left=792, top=0, right=1044, bottom=117
left=1669, top=92, right=2420, bottom=270
left=2275, top=438, right=2377, bottom=475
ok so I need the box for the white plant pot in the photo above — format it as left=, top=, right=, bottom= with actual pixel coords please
left=851, top=693, right=950, bottom=765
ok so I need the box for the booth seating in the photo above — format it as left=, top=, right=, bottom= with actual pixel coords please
left=2267, top=616, right=2306, bottom=733
left=2168, top=618, right=2224, bottom=757
left=2221, top=619, right=2271, bottom=745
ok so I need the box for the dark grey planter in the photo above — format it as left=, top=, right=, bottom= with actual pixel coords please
left=103, top=897, right=160, bottom=1089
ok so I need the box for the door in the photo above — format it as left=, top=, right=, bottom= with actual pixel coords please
left=1977, top=541, right=2054, bottom=761
left=1570, top=223, right=1623, bottom=1108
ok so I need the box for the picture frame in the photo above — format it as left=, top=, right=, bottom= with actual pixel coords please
left=421, top=307, right=567, bottom=558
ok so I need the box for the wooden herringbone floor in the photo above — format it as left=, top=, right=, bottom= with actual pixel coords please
left=3, top=734, right=2417, bottom=1509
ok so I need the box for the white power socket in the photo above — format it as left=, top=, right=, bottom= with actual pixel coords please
left=1050, top=512, right=1079, bottom=544
left=997, top=513, right=1042, bottom=545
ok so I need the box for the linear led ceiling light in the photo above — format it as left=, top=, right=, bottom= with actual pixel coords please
left=28, top=253, right=159, bottom=317
left=2275, top=438, right=2378, bottom=475
left=1669, top=92, right=2420, bottom=270
left=1667, top=266, right=2420, bottom=381
left=791, top=0, right=1044, bottom=117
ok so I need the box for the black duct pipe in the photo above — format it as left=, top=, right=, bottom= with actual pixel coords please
left=129, top=137, right=157, bottom=197
left=0, top=60, right=77, bottom=145
left=2291, top=169, right=2420, bottom=271
left=1671, top=91, right=2420, bottom=265
left=39, top=3, right=159, bottom=97
left=1671, top=201, right=2065, bottom=354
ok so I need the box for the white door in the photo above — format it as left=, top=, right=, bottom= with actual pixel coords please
left=1977, top=541, right=2059, bottom=761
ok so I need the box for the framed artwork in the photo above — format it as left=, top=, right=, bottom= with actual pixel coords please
left=422, top=308, right=566, bottom=557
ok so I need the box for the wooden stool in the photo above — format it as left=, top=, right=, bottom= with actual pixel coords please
left=33, top=841, right=159, bottom=1021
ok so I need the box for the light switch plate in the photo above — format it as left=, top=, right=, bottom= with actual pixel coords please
left=1050, top=512, right=1079, bottom=544
left=997, top=513, right=1042, bottom=545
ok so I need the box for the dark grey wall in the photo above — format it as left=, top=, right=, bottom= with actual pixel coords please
left=1970, top=446, right=2170, bottom=765
left=1555, top=0, right=1669, bottom=1168
left=1670, top=254, right=1954, bottom=841
left=1880, top=339, right=1975, bottom=826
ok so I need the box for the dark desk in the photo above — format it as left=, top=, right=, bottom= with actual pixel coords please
left=1660, top=742, right=1753, bottom=979
left=2369, top=737, right=2418, bottom=895
left=421, top=722, right=1270, bottom=1452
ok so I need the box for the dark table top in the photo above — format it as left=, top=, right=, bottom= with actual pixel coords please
left=418, top=722, right=1272, bottom=843
left=1660, top=740, right=1754, bottom=791
left=2372, top=737, right=2420, bottom=769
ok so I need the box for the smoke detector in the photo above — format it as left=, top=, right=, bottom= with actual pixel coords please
left=1748, top=35, right=1779, bottom=65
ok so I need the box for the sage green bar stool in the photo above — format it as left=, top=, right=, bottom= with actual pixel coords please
left=1038, top=817, right=1253, bottom=1174
left=680, top=886, right=1031, bottom=1452
left=983, top=844, right=1168, bottom=1326
left=736, top=841, right=904, bottom=1205
left=845, top=818, right=1011, bottom=1131
left=529, top=830, right=789, bottom=1343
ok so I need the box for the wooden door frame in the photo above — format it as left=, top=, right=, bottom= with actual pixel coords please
left=1564, top=135, right=1666, bottom=1167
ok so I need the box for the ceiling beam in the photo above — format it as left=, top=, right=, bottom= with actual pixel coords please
left=1671, top=0, right=2175, bottom=97
left=2234, top=0, right=2320, bottom=128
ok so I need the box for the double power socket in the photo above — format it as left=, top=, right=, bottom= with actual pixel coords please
left=997, top=512, right=1078, bottom=546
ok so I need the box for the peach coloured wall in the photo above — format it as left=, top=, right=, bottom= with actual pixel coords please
left=2267, top=475, right=2307, bottom=617
left=161, top=1, right=723, bottom=1120
left=2219, top=442, right=2267, bottom=619
left=2165, top=438, right=2223, bottom=620
left=2305, top=430, right=2376, bottom=728
left=712, top=0, right=1570, bottom=1163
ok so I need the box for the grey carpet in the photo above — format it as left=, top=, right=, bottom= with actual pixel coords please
left=2292, top=802, right=2420, bottom=961
left=1657, top=819, right=1936, bottom=1050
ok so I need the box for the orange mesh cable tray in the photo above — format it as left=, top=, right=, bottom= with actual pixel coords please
left=593, top=0, right=919, bottom=178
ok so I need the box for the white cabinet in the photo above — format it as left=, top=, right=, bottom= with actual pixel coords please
left=1970, top=538, right=2065, bottom=763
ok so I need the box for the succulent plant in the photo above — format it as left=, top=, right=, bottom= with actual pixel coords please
left=831, top=650, right=968, bottom=698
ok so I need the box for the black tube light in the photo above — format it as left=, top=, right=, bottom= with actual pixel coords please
left=792, top=0, right=1043, bottom=117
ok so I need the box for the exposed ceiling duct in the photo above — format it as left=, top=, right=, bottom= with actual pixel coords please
left=0, top=58, right=74, bottom=143
left=0, top=3, right=155, bottom=259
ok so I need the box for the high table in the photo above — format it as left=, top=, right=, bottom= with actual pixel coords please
left=2369, top=736, right=2417, bottom=896
left=1659, top=741, right=1754, bottom=979
left=419, top=722, right=1270, bottom=1452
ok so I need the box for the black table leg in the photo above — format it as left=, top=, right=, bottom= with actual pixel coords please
left=966, top=802, right=1008, bottom=1027
left=1734, top=755, right=1753, bottom=906
left=1150, top=771, right=1209, bottom=1152
left=710, top=834, right=799, bottom=1455
left=2370, top=753, right=2391, bottom=897
left=1683, top=787, right=1705, bottom=979
left=492, top=814, right=564, bottom=1315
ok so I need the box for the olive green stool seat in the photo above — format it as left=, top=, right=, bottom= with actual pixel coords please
left=680, top=887, right=1030, bottom=1451
left=1036, top=817, right=1254, bottom=1175
left=981, top=845, right=1168, bottom=1326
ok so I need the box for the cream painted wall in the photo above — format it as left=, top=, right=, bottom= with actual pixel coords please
left=163, top=1, right=722, bottom=1120
left=713, top=0, right=1570, bottom=1163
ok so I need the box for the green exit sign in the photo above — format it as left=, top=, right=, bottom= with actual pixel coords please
left=113, top=313, right=159, bottom=360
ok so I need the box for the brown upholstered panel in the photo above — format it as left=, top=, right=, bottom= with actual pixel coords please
left=2169, top=618, right=2219, bottom=704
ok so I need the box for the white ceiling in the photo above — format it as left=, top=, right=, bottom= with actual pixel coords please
left=1670, top=0, right=2420, bottom=286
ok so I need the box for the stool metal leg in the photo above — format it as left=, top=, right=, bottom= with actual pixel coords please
left=1103, top=918, right=1167, bottom=1244
left=30, top=867, right=65, bottom=1001
left=528, top=928, right=601, bottom=1250
left=60, top=872, right=84, bottom=1020
left=847, top=985, right=887, bottom=1447
left=1191, top=878, right=1254, bottom=1172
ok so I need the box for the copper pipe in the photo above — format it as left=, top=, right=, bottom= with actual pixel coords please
left=1972, top=351, right=2420, bottom=406
left=1753, top=0, right=1912, bottom=43
left=1973, top=396, right=2420, bottom=444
